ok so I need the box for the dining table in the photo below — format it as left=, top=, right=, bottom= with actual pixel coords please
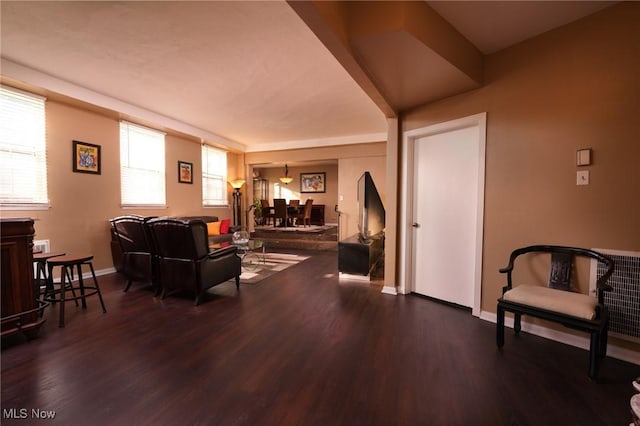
left=264, top=203, right=302, bottom=227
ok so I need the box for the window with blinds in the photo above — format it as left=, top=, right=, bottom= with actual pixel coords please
left=120, top=121, right=166, bottom=207
left=0, top=86, right=49, bottom=209
left=202, top=145, right=228, bottom=206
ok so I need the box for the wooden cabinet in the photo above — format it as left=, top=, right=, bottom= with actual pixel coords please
left=310, top=204, right=325, bottom=226
left=338, top=233, right=383, bottom=276
left=1, top=218, right=45, bottom=339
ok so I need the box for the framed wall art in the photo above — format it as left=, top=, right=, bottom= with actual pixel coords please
left=178, top=161, right=193, bottom=184
left=300, top=172, right=326, bottom=193
left=72, top=140, right=101, bottom=174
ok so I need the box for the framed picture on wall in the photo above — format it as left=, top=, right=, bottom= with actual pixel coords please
left=300, top=172, right=326, bottom=193
left=178, top=161, right=193, bottom=184
left=72, top=140, right=101, bottom=174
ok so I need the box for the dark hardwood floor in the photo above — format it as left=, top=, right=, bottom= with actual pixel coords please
left=2, top=250, right=639, bottom=425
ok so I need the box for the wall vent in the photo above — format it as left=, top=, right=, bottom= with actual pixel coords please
left=33, top=239, right=50, bottom=253
left=590, top=248, right=640, bottom=343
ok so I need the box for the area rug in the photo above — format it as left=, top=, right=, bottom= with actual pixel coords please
left=232, top=252, right=310, bottom=284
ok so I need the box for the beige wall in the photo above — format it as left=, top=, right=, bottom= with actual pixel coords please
left=402, top=3, right=640, bottom=323
left=0, top=100, right=238, bottom=273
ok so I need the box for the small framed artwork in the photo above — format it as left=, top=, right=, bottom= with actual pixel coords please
left=300, top=172, right=326, bottom=193
left=72, top=140, right=101, bottom=174
left=178, top=161, right=193, bottom=184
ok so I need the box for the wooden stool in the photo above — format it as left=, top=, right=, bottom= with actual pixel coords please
left=45, top=254, right=107, bottom=327
left=33, top=251, right=66, bottom=300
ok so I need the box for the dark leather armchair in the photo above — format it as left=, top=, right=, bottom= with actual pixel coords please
left=147, top=217, right=241, bottom=305
left=110, top=215, right=156, bottom=293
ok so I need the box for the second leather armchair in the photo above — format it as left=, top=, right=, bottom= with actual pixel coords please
left=147, top=217, right=241, bottom=305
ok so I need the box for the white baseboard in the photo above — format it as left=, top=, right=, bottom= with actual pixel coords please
left=338, top=272, right=370, bottom=282
left=381, top=286, right=398, bottom=295
left=50, top=266, right=116, bottom=284
left=480, top=310, right=640, bottom=365
left=94, top=267, right=117, bottom=277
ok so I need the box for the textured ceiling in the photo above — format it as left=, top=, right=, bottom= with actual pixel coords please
left=0, top=1, right=616, bottom=152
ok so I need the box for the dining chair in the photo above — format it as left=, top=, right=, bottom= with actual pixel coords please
left=297, top=199, right=313, bottom=227
left=260, top=199, right=274, bottom=225
left=273, top=198, right=289, bottom=227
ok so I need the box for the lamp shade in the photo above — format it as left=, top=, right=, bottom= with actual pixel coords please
left=229, top=179, right=245, bottom=189
left=279, top=164, right=293, bottom=184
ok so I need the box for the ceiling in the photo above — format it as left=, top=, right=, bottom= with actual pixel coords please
left=0, top=1, right=615, bottom=152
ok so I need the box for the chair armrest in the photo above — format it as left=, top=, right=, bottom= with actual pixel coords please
left=499, top=264, right=515, bottom=291
left=208, top=245, right=237, bottom=259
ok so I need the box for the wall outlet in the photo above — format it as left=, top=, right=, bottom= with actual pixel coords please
left=577, top=170, right=589, bottom=185
left=33, top=239, right=50, bottom=253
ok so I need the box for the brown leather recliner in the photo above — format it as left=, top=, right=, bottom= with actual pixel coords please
left=146, top=217, right=241, bottom=305
left=110, top=215, right=157, bottom=293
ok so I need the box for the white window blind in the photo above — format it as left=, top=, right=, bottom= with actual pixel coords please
left=0, top=86, right=49, bottom=208
left=202, top=145, right=227, bottom=206
left=120, top=121, right=166, bottom=207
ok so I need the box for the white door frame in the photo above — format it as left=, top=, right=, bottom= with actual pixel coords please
left=398, top=113, right=487, bottom=317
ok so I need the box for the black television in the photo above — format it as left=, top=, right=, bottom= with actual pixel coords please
left=357, top=172, right=385, bottom=241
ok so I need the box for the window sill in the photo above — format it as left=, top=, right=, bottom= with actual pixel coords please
left=0, top=203, right=50, bottom=211
left=121, top=205, right=167, bottom=210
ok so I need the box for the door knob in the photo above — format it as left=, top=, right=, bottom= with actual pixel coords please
left=412, top=223, right=420, bottom=228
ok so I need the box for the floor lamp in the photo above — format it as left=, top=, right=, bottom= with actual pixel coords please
left=229, top=179, right=245, bottom=227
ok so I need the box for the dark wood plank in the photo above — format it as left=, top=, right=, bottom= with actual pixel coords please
left=1, top=250, right=638, bottom=425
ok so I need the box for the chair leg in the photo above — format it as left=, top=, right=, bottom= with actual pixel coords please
left=589, top=330, right=599, bottom=380
left=496, top=305, right=505, bottom=348
left=514, top=313, right=522, bottom=333
left=124, top=279, right=133, bottom=292
left=59, top=268, right=66, bottom=328
left=46, top=263, right=56, bottom=302
left=87, top=262, right=106, bottom=313
left=235, top=275, right=240, bottom=290
left=599, top=325, right=609, bottom=358
left=76, top=264, right=88, bottom=309
left=64, top=266, right=79, bottom=307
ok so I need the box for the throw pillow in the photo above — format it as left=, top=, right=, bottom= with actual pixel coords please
left=220, top=218, right=230, bottom=234
left=207, top=221, right=221, bottom=236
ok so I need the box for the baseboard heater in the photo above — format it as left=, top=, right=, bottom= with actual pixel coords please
left=590, top=248, right=640, bottom=343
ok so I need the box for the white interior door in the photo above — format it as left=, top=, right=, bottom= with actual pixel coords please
left=412, top=125, right=482, bottom=308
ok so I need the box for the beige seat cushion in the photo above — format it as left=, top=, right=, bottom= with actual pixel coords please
left=503, top=285, right=597, bottom=320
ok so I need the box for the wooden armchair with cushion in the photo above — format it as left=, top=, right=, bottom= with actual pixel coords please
left=146, top=217, right=241, bottom=305
left=496, top=245, right=615, bottom=379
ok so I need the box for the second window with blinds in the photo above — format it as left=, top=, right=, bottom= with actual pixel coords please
left=120, top=121, right=166, bottom=207
left=202, top=145, right=227, bottom=207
